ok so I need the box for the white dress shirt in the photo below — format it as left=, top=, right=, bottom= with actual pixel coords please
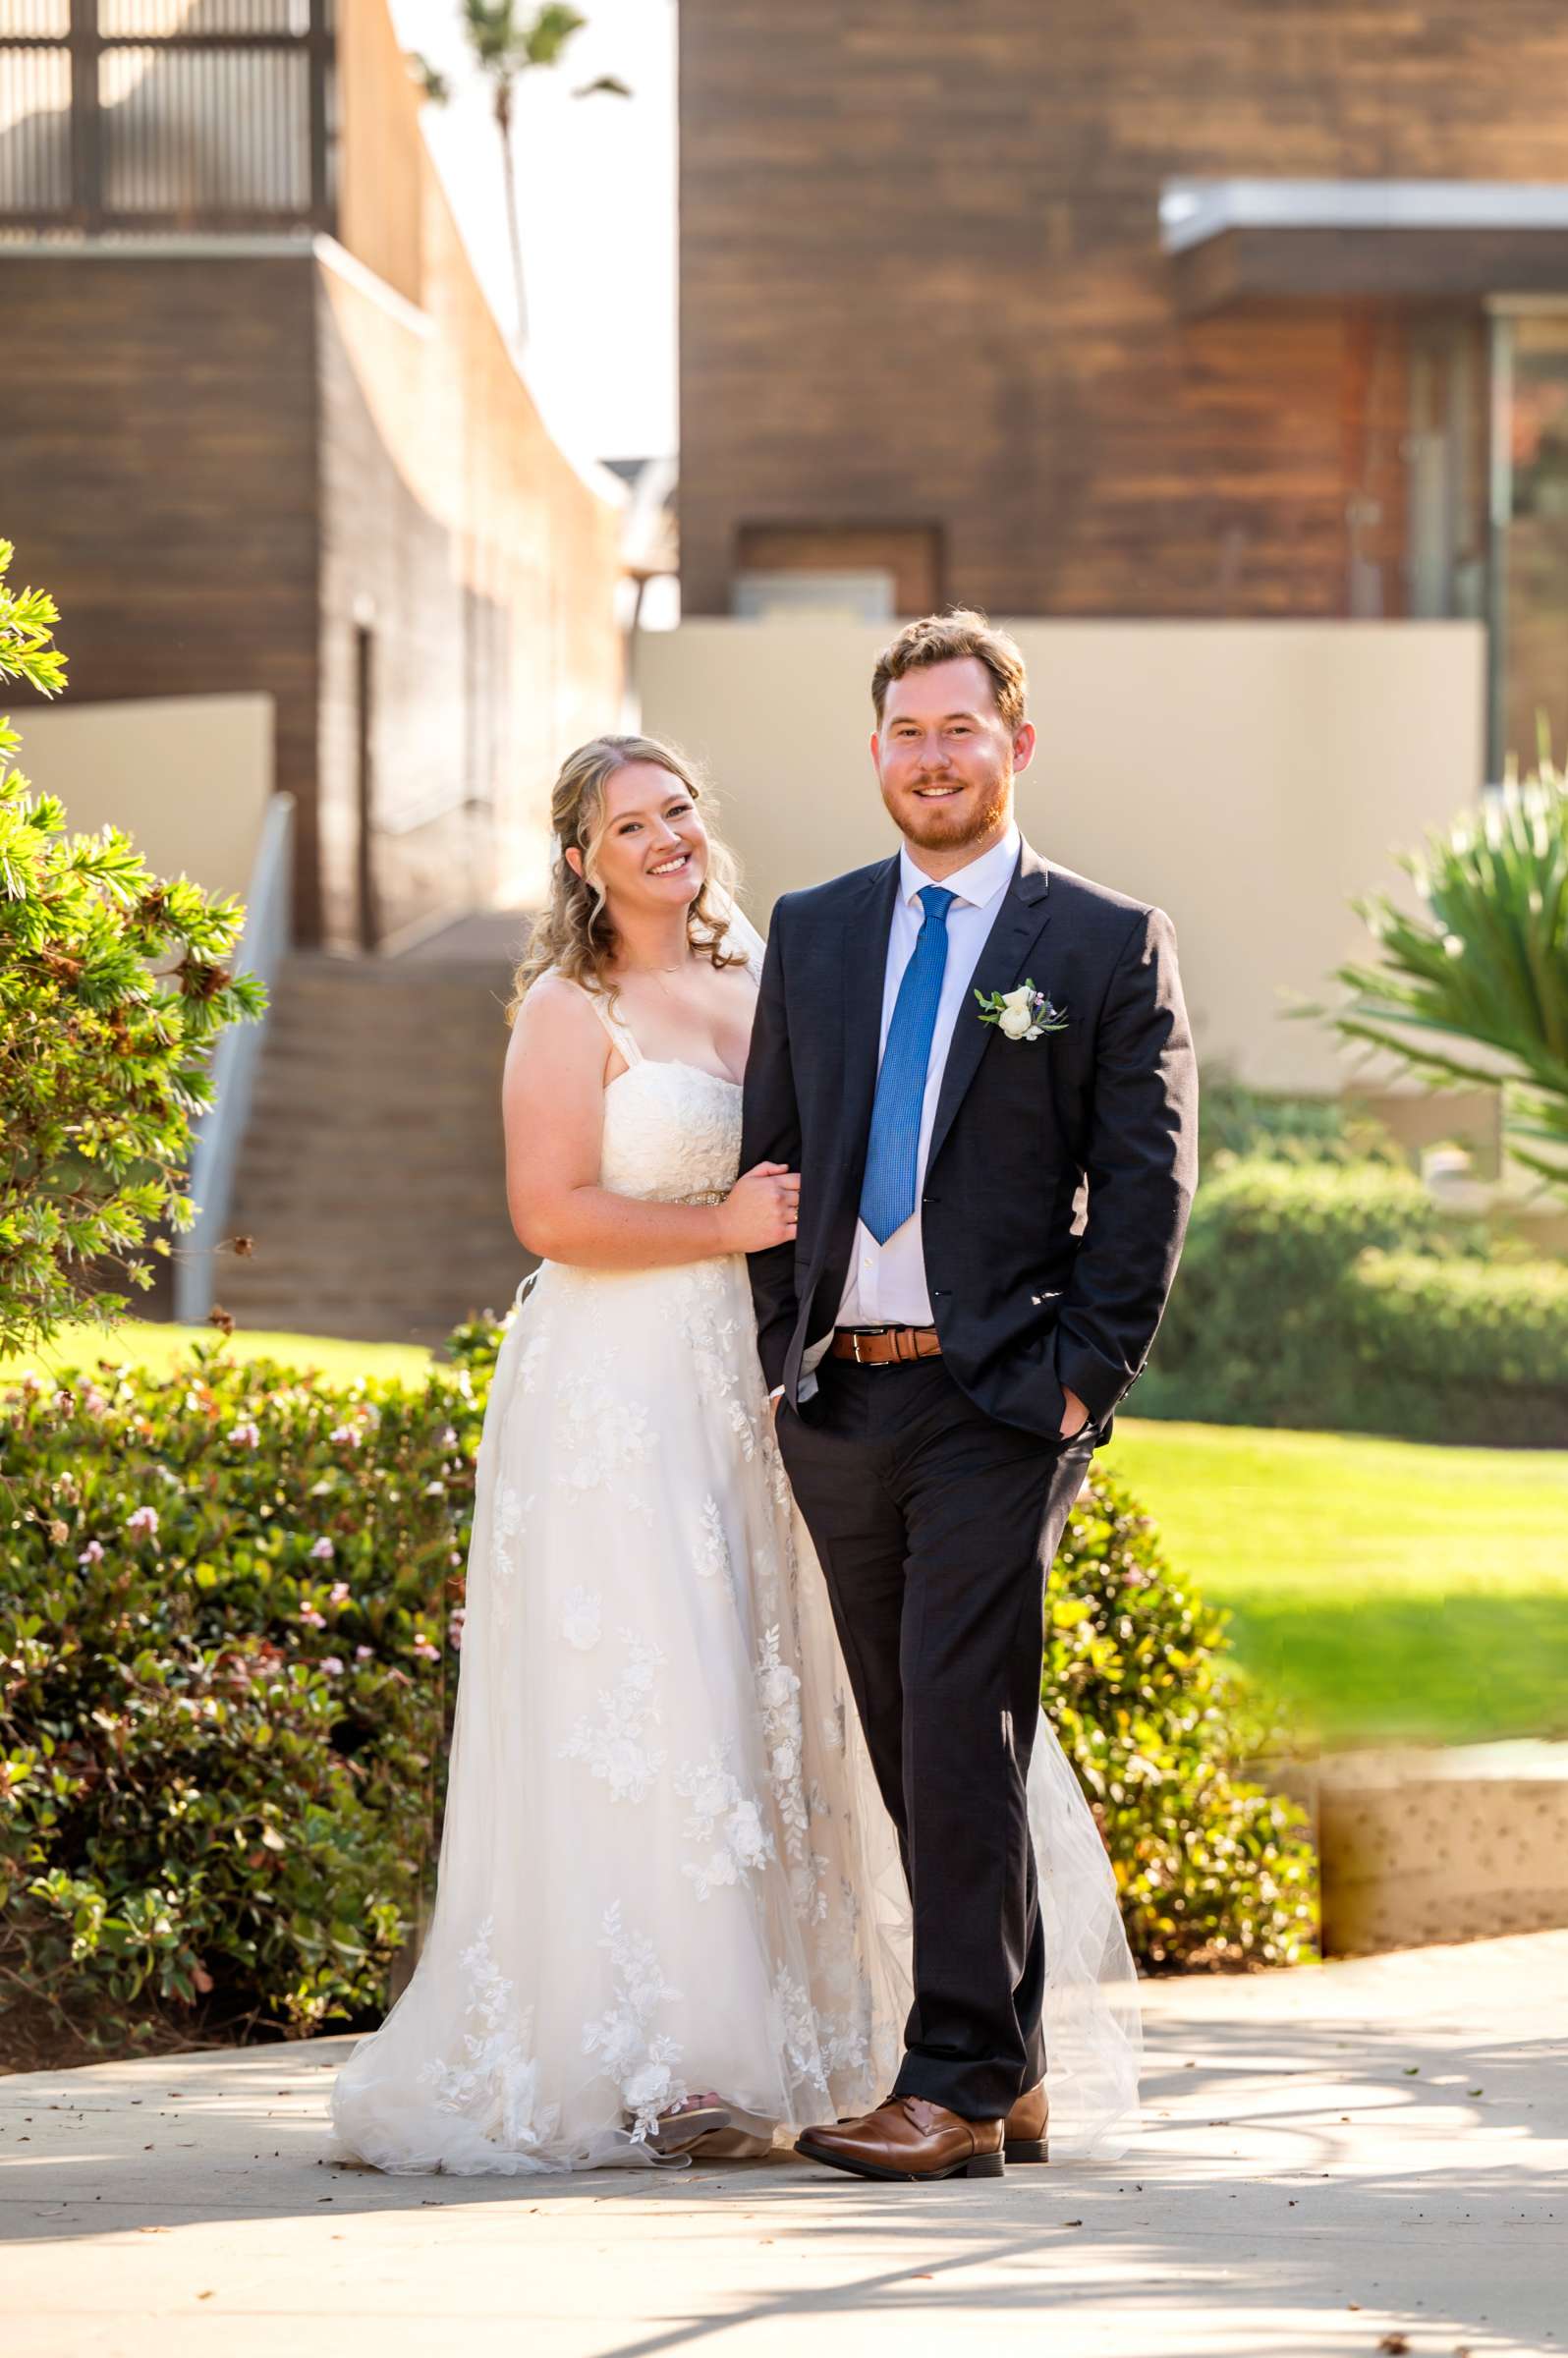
left=830, top=822, right=1021, bottom=1335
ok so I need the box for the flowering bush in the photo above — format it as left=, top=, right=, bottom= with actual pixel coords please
left=1048, top=1461, right=1316, bottom=1970
left=2, top=1319, right=1316, bottom=2065
left=1, top=1342, right=480, bottom=2065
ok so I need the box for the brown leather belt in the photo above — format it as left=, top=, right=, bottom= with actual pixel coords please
left=829, top=1324, right=943, bottom=1368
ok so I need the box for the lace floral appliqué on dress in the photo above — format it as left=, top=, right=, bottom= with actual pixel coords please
left=328, top=973, right=914, bottom=2174
left=329, top=952, right=1142, bottom=2177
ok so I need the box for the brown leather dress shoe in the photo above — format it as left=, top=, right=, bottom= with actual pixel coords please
left=796, top=2094, right=1004, bottom=2182
left=1004, top=2081, right=1049, bottom=2163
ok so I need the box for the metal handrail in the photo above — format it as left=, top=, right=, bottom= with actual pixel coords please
left=173, top=790, right=294, bottom=1326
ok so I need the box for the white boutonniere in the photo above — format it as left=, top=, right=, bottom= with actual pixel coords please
left=974, top=980, right=1067, bottom=1042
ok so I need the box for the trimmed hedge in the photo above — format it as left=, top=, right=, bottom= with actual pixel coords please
left=1142, top=1152, right=1568, bottom=1445
left=1197, top=1078, right=1383, bottom=1172
left=1348, top=1251, right=1568, bottom=1443
left=2, top=1327, right=1317, bottom=2065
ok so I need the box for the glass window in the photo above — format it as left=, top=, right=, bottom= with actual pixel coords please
left=1490, top=310, right=1568, bottom=775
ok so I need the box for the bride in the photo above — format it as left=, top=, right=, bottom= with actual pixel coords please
left=329, top=734, right=1140, bottom=2175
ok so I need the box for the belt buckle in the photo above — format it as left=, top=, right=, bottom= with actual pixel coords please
left=851, top=1330, right=867, bottom=1366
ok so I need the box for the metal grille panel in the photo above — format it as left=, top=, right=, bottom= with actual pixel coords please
left=0, top=2, right=72, bottom=35
left=0, top=0, right=329, bottom=229
left=0, top=47, right=71, bottom=213
left=98, top=0, right=312, bottom=36
left=99, top=44, right=310, bottom=213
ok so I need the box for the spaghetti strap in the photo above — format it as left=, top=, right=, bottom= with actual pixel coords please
left=569, top=976, right=642, bottom=1068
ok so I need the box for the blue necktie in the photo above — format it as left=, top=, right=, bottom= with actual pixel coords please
left=859, top=884, right=956, bottom=1245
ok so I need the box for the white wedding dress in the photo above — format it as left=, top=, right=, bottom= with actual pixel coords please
left=329, top=947, right=1142, bottom=2175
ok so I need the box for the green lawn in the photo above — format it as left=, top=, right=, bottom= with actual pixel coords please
left=0, top=1319, right=435, bottom=1390
left=6, top=1325, right=1564, bottom=1751
left=1105, top=1419, right=1568, bottom=1750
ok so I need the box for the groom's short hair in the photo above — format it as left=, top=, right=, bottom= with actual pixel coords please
left=871, top=609, right=1028, bottom=734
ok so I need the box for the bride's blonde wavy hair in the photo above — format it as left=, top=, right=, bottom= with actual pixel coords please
left=508, top=734, right=745, bottom=1022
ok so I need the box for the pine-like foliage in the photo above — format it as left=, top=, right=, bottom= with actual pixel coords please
left=0, top=539, right=265, bottom=1352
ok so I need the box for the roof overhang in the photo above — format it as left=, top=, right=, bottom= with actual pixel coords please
left=1161, top=179, right=1568, bottom=315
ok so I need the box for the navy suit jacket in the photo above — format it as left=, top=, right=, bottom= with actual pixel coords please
left=739, top=837, right=1200, bottom=1442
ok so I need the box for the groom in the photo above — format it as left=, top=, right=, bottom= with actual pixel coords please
left=742, top=610, right=1198, bottom=2183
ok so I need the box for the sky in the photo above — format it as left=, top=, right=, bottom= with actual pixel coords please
left=388, top=0, right=679, bottom=468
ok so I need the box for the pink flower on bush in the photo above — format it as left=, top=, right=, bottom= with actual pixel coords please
left=412, top=1634, right=440, bottom=1663
left=328, top=1579, right=350, bottom=1604
left=448, top=1608, right=466, bottom=1652
left=125, top=1506, right=159, bottom=1541
left=299, top=1604, right=327, bottom=1631
left=355, top=1644, right=373, bottom=1662
left=82, top=1384, right=108, bottom=1418
left=229, top=1421, right=260, bottom=1449
left=78, top=1539, right=105, bottom=1566
left=328, top=1424, right=361, bottom=1447
left=320, top=1656, right=345, bottom=1676
left=308, top=1537, right=335, bottom=1562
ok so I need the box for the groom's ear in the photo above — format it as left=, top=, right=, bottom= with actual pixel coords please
left=1011, top=720, right=1037, bottom=775
left=869, top=727, right=882, bottom=769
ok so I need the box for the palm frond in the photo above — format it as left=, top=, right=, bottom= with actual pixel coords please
left=1324, top=773, right=1568, bottom=1193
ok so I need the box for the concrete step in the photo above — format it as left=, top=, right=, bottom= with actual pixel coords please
left=251, top=1037, right=506, bottom=1076
left=236, top=1123, right=506, bottom=1155
left=240, top=1094, right=505, bottom=1131
left=226, top=1188, right=511, bottom=1226
left=219, top=940, right=534, bottom=1337
left=219, top=1248, right=523, bottom=1292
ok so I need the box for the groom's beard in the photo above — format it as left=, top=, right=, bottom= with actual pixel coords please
left=888, top=770, right=1012, bottom=854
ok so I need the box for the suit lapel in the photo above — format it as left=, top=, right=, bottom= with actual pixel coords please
left=837, top=855, right=901, bottom=1160
left=924, top=839, right=1052, bottom=1178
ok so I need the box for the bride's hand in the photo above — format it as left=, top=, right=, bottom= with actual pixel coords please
left=716, top=1160, right=800, bottom=1252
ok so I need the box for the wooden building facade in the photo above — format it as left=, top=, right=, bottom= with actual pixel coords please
left=678, top=1, right=1568, bottom=771
left=0, top=0, right=624, bottom=949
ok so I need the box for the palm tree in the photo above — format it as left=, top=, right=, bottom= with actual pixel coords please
left=1324, top=770, right=1568, bottom=1195
left=459, top=2, right=629, bottom=348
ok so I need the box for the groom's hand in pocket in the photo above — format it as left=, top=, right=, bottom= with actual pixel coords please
left=1059, top=1385, right=1092, bottom=1440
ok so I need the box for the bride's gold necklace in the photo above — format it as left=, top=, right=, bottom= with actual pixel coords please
left=622, top=953, right=695, bottom=988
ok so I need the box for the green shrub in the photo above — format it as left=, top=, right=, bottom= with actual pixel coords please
left=1197, top=1077, right=1386, bottom=1172
left=0, top=538, right=265, bottom=1355
left=1, top=1344, right=479, bottom=2064
left=1345, top=1250, right=1568, bottom=1444
left=2, top=1323, right=1316, bottom=2065
left=1138, top=1151, right=1568, bottom=1442
left=1048, top=1461, right=1316, bottom=1972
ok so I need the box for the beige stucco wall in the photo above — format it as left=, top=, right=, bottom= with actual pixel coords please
left=16, top=693, right=275, bottom=906
left=637, top=621, right=1486, bottom=1093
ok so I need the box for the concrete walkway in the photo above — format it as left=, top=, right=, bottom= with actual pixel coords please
left=2, top=1932, right=1563, bottom=2358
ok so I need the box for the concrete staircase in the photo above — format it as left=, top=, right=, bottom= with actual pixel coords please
left=216, top=935, right=531, bottom=1346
